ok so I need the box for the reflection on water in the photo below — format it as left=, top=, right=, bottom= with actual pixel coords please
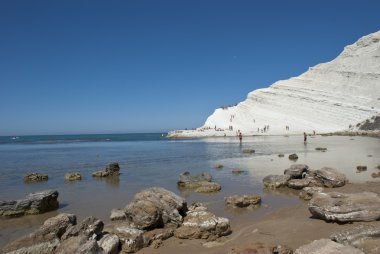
left=0, top=135, right=379, bottom=247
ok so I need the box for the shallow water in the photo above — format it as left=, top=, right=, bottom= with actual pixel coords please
left=0, top=134, right=379, bottom=247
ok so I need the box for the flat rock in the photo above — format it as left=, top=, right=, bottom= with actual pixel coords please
left=0, top=189, right=59, bottom=217
left=64, top=172, right=82, bottom=181
left=194, top=182, right=221, bottom=193
left=3, top=213, right=76, bottom=253
left=284, top=164, right=309, bottom=179
left=225, top=194, right=261, bottom=208
left=263, top=174, right=291, bottom=188
left=299, top=187, right=324, bottom=200
left=124, top=187, right=187, bottom=229
left=294, top=239, right=364, bottom=254
left=288, top=178, right=311, bottom=189
left=23, top=172, right=48, bottom=182
left=174, top=203, right=231, bottom=241
left=92, top=162, right=120, bottom=177
left=177, top=171, right=212, bottom=185
left=309, top=192, right=380, bottom=222
left=110, top=208, right=126, bottom=221
left=331, top=224, right=380, bottom=254
left=313, top=167, right=347, bottom=187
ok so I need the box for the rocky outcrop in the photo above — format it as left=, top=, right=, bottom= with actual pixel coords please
left=284, top=164, right=309, bottom=179
left=294, top=239, right=364, bottom=254
left=313, top=167, right=347, bottom=187
left=23, top=172, right=48, bottom=182
left=331, top=224, right=380, bottom=254
left=309, top=192, right=380, bottom=222
left=0, top=190, right=59, bottom=217
left=174, top=203, right=231, bottom=241
left=177, top=172, right=221, bottom=193
left=92, top=162, right=120, bottom=177
left=124, top=187, right=187, bottom=230
left=299, top=187, right=324, bottom=200
left=263, top=174, right=291, bottom=188
left=225, top=194, right=261, bottom=208
left=64, top=172, right=82, bottom=181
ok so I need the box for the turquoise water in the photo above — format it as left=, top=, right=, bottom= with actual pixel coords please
left=0, top=134, right=379, bottom=247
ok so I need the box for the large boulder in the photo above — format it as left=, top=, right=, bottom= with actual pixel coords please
left=124, top=187, right=187, bottom=229
left=294, top=239, right=364, bottom=254
left=225, top=194, right=261, bottom=208
left=23, top=172, right=48, bottom=182
left=174, top=203, right=231, bottom=241
left=284, top=164, right=309, bottom=179
left=331, top=224, right=380, bottom=254
left=0, top=189, right=59, bottom=217
left=309, top=192, right=380, bottom=222
left=263, top=174, right=291, bottom=188
left=2, top=213, right=76, bottom=253
left=313, top=167, right=347, bottom=187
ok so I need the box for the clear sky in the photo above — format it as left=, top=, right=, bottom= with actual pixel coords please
left=1, top=0, right=379, bottom=135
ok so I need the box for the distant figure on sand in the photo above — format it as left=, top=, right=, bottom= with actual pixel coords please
left=304, top=132, right=307, bottom=144
left=238, top=131, right=242, bottom=143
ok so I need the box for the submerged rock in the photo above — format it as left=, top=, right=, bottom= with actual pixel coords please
left=242, top=148, right=255, bottom=154
left=124, top=187, right=187, bottom=230
left=174, top=203, right=231, bottom=241
left=64, top=172, right=82, bottom=181
left=356, top=166, right=367, bottom=172
left=284, top=164, right=309, bottom=179
left=313, top=167, right=347, bottom=187
left=0, top=189, right=59, bottom=217
left=177, top=172, right=221, bottom=193
left=299, top=187, right=324, bottom=200
left=278, top=154, right=285, bottom=157
left=309, top=192, right=380, bottom=222
left=315, top=147, right=327, bottom=151
left=214, top=164, right=224, bottom=169
left=288, top=154, right=298, bottom=161
left=23, top=172, right=48, bottom=182
left=194, top=182, right=221, bottom=193
left=331, top=224, right=380, bottom=254
left=294, top=239, right=364, bottom=254
left=231, top=169, right=245, bottom=174
left=92, top=162, right=120, bottom=178
left=263, top=174, right=291, bottom=188
left=225, top=194, right=261, bottom=208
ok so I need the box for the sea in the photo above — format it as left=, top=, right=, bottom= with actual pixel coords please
left=0, top=133, right=379, bottom=247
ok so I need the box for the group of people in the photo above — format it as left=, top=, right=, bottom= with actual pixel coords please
left=257, top=125, right=270, bottom=133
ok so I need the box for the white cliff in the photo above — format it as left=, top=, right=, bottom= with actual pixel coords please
left=168, top=30, right=380, bottom=137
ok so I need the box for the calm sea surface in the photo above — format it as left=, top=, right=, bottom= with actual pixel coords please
left=0, top=133, right=379, bottom=247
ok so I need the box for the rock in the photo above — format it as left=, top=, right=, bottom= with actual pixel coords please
left=309, top=192, right=380, bottom=222
left=284, top=164, right=309, bottom=179
left=377, top=164, right=380, bottom=170
left=175, top=203, right=231, bottom=240
left=278, top=154, right=285, bottom=157
left=64, top=172, right=82, bottom=181
left=23, top=172, right=48, bottom=182
left=0, top=189, right=59, bottom=217
left=287, top=179, right=311, bottom=189
left=242, top=148, right=255, bottom=154
left=92, top=162, right=120, bottom=177
left=229, top=243, right=293, bottom=254
left=232, top=169, right=245, bottom=174
left=371, top=172, right=380, bottom=178
left=263, top=174, right=291, bottom=188
left=98, top=234, right=120, bottom=254
left=110, top=208, right=126, bottom=221
left=299, top=187, right=324, bottom=200
left=331, top=224, right=380, bottom=254
left=177, top=171, right=212, bottom=185
left=356, top=166, right=367, bottom=172
left=55, top=235, right=103, bottom=254
left=288, top=154, right=298, bottom=161
left=143, top=227, right=175, bottom=246
left=3, top=213, right=76, bottom=253
left=194, top=182, right=221, bottom=193
left=313, top=167, right=347, bottom=187
left=315, top=147, right=327, bottom=151
left=124, top=187, right=187, bottom=229
left=214, top=164, right=224, bottom=169
left=104, top=222, right=146, bottom=253
left=61, top=216, right=104, bottom=240
left=294, top=239, right=364, bottom=254
left=225, top=194, right=261, bottom=208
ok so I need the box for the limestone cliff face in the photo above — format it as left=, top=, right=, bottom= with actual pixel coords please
left=169, top=30, right=380, bottom=137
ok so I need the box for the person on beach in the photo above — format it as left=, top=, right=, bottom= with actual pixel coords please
left=304, top=132, right=307, bottom=144
left=238, top=131, right=242, bottom=143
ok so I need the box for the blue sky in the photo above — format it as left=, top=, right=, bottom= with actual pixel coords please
left=1, top=0, right=379, bottom=135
